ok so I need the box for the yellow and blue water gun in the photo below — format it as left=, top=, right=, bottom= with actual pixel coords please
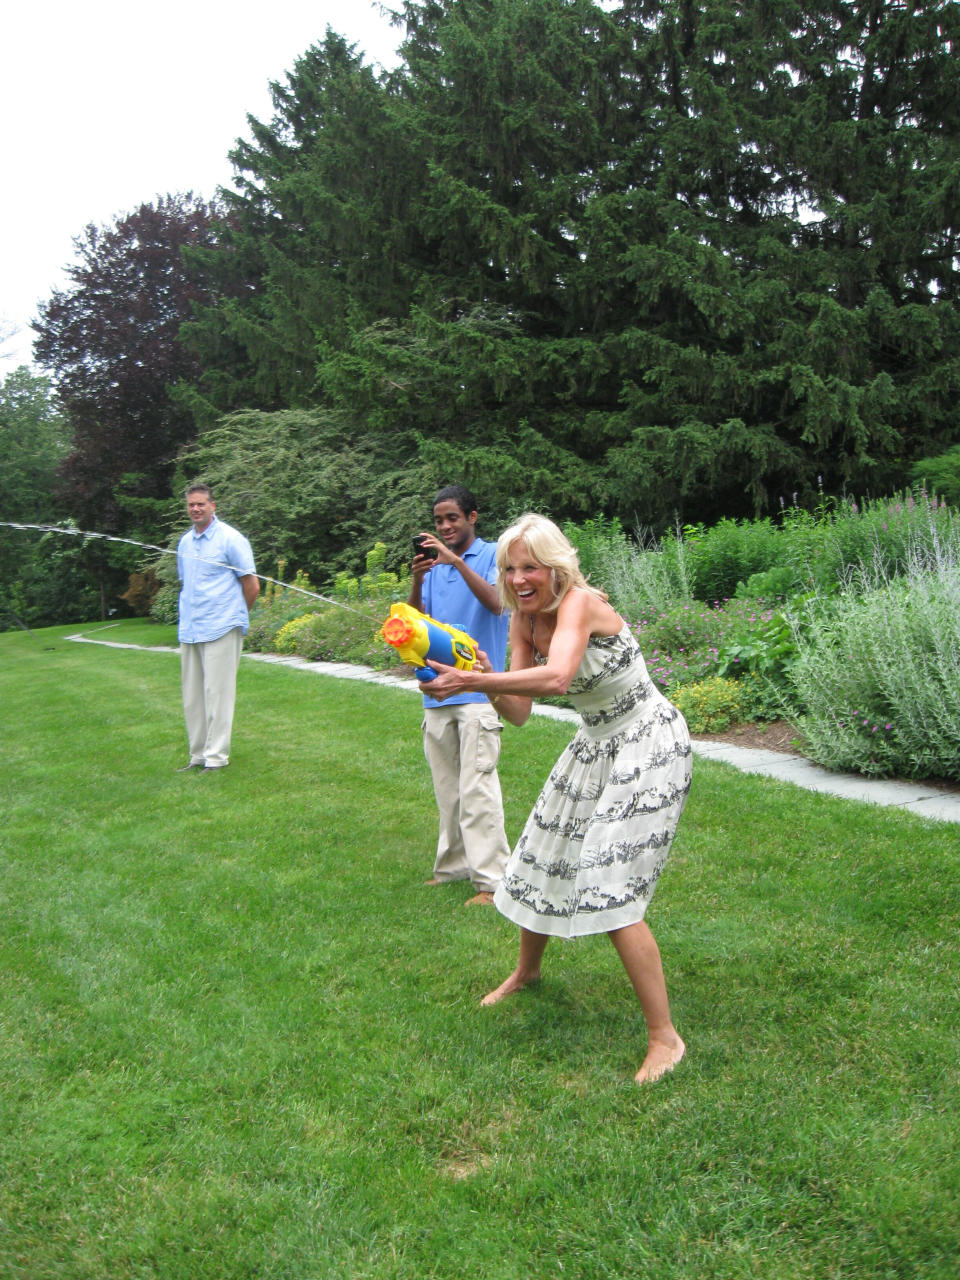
left=380, top=603, right=479, bottom=682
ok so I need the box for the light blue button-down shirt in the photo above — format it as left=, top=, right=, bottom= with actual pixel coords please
left=420, top=537, right=509, bottom=709
left=177, top=516, right=257, bottom=644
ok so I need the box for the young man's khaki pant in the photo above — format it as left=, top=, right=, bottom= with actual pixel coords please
left=180, top=627, right=244, bottom=769
left=422, top=701, right=511, bottom=893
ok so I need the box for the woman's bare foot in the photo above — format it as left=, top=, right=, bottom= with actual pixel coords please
left=464, top=892, right=494, bottom=906
left=480, top=969, right=541, bottom=1006
left=635, top=1035, right=685, bottom=1085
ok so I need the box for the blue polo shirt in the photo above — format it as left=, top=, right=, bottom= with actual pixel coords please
left=177, top=516, right=257, bottom=644
left=420, top=537, right=509, bottom=709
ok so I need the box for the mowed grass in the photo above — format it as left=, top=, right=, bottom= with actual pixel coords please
left=0, top=621, right=957, bottom=1280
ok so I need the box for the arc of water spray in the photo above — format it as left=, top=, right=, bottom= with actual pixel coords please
left=0, top=521, right=381, bottom=622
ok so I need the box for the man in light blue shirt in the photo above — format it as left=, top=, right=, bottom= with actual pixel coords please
left=409, top=484, right=510, bottom=903
left=176, top=484, right=259, bottom=773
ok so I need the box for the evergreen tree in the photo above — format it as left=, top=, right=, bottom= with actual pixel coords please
left=184, top=0, right=960, bottom=543
left=793, top=0, right=960, bottom=469
left=181, top=31, right=424, bottom=415
left=317, top=0, right=625, bottom=522
left=578, top=0, right=960, bottom=520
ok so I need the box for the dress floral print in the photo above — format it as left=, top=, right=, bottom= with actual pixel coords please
left=493, top=625, right=692, bottom=938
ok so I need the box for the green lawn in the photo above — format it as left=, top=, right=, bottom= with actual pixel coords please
left=1, top=621, right=957, bottom=1279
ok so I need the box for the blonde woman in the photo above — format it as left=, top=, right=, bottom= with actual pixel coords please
left=424, top=513, right=692, bottom=1084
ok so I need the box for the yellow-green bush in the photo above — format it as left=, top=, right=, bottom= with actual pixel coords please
left=268, top=606, right=394, bottom=670
left=670, top=676, right=747, bottom=733
left=273, top=613, right=320, bottom=654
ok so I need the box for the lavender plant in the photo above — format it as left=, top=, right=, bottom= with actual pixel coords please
left=592, top=523, right=694, bottom=620
left=788, top=531, right=960, bottom=780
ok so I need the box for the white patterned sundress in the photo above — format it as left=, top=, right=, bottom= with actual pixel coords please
left=493, top=624, right=692, bottom=938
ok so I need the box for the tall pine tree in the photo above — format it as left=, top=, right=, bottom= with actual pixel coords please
left=182, top=30, right=424, bottom=415
left=184, top=0, right=960, bottom=543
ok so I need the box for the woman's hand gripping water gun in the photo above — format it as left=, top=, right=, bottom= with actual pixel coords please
left=379, top=603, right=481, bottom=684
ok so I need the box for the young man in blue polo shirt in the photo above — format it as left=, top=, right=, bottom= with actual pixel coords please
left=176, top=483, right=260, bottom=773
left=409, top=485, right=511, bottom=904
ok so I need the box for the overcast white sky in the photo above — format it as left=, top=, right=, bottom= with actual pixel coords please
left=0, top=1, right=403, bottom=372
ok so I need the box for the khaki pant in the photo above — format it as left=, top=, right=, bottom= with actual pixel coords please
left=180, top=628, right=244, bottom=768
left=422, top=702, right=510, bottom=893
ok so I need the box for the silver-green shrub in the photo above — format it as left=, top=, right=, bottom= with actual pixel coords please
left=593, top=525, right=694, bottom=619
left=788, top=527, right=960, bottom=780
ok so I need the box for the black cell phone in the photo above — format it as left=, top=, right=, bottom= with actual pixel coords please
left=413, top=536, right=438, bottom=561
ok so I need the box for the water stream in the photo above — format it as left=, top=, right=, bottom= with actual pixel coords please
left=0, top=521, right=379, bottom=621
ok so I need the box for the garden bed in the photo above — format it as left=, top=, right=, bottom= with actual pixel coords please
left=695, top=718, right=801, bottom=754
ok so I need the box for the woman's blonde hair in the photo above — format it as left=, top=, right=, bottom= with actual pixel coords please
left=496, top=513, right=607, bottom=613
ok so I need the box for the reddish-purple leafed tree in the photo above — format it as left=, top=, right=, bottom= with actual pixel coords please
left=33, top=194, right=223, bottom=531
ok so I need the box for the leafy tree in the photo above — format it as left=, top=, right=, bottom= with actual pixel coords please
left=0, top=366, right=68, bottom=517
left=0, top=367, right=99, bottom=629
left=33, top=194, right=224, bottom=534
left=174, top=408, right=433, bottom=580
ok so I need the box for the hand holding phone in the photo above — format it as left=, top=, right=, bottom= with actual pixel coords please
left=413, top=535, right=438, bottom=562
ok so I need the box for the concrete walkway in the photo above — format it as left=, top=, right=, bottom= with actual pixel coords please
left=67, top=634, right=960, bottom=825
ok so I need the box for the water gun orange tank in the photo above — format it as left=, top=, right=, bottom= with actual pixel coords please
left=380, top=603, right=479, bottom=682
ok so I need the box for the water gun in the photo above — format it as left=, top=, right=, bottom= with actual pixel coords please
left=380, top=603, right=479, bottom=682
